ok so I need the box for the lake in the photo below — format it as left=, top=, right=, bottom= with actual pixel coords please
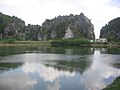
left=0, top=46, right=120, bottom=90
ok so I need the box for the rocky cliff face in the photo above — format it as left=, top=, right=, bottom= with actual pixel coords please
left=25, top=24, right=46, bottom=41
left=25, top=24, right=40, bottom=40
left=0, top=12, right=95, bottom=41
left=100, top=17, right=120, bottom=41
left=0, top=13, right=26, bottom=40
left=64, top=27, right=74, bottom=39
left=0, top=13, right=42, bottom=40
left=41, top=13, right=95, bottom=40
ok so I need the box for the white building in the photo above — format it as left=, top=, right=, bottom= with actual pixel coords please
left=95, top=38, right=107, bottom=43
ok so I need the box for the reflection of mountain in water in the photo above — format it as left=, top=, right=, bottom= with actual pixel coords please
left=0, top=46, right=94, bottom=57
left=0, top=46, right=40, bottom=56
left=42, top=47, right=94, bottom=74
left=106, top=48, right=120, bottom=54
left=0, top=63, right=22, bottom=73
left=0, top=45, right=120, bottom=57
left=100, top=48, right=120, bottom=54
left=0, top=46, right=120, bottom=90
left=45, top=58, right=92, bottom=74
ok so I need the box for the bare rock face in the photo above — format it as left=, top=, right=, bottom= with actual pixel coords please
left=0, top=12, right=95, bottom=41
left=0, top=13, right=44, bottom=40
left=64, top=27, right=74, bottom=39
left=41, top=13, right=95, bottom=40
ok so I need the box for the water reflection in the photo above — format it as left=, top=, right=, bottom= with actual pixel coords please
left=100, top=48, right=120, bottom=54
left=23, top=63, right=75, bottom=82
left=0, top=46, right=94, bottom=57
left=0, top=69, right=37, bottom=90
left=0, top=46, right=120, bottom=90
left=80, top=50, right=120, bottom=90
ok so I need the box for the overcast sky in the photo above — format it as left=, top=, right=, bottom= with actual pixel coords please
left=0, top=0, right=120, bottom=38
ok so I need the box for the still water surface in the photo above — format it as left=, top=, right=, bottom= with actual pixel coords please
left=0, top=46, right=120, bottom=90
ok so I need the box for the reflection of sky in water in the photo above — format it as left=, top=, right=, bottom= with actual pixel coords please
left=0, top=68, right=37, bottom=90
left=0, top=49, right=120, bottom=90
left=80, top=50, right=120, bottom=90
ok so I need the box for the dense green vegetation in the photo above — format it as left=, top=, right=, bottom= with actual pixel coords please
left=0, top=63, right=22, bottom=71
left=0, top=39, right=50, bottom=46
left=45, top=60, right=91, bottom=73
left=103, top=76, right=120, bottom=90
left=100, top=17, right=120, bottom=42
left=103, top=63, right=120, bottom=90
left=25, top=24, right=41, bottom=40
left=0, top=39, right=16, bottom=44
left=50, top=39, right=91, bottom=46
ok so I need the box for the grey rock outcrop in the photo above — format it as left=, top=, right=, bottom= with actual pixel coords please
left=0, top=13, right=45, bottom=40
left=100, top=17, right=120, bottom=41
left=64, top=27, right=74, bottom=39
left=41, top=13, right=95, bottom=40
left=0, top=12, right=95, bottom=41
left=0, top=13, right=26, bottom=40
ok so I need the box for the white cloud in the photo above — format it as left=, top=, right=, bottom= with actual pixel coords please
left=0, top=0, right=120, bottom=38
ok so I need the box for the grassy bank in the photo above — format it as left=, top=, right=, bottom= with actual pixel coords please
left=50, top=39, right=91, bottom=46
left=103, top=63, right=120, bottom=90
left=0, top=39, right=50, bottom=46
left=50, top=39, right=117, bottom=47
left=103, top=76, right=120, bottom=90
left=0, top=39, right=120, bottom=47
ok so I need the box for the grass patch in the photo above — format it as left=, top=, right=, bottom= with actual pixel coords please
left=0, top=40, right=50, bottom=46
left=50, top=39, right=91, bottom=46
left=103, top=76, right=120, bottom=90
left=0, top=39, right=15, bottom=44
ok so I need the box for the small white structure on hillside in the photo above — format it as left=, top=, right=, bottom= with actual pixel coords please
left=95, top=38, right=107, bottom=42
left=64, top=27, right=74, bottom=39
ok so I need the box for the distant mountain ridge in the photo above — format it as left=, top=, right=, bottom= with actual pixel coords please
left=0, top=12, right=95, bottom=40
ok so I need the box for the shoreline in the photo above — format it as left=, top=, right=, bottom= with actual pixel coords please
left=103, top=76, right=120, bottom=90
left=0, top=41, right=51, bottom=46
left=0, top=41, right=120, bottom=47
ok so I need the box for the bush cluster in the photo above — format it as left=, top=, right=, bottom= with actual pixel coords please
left=50, top=39, right=91, bottom=46
left=0, top=39, right=15, bottom=44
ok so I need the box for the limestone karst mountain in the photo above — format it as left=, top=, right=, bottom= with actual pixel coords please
left=0, top=12, right=95, bottom=40
left=41, top=13, right=95, bottom=40
left=100, top=17, right=120, bottom=41
left=0, top=12, right=26, bottom=40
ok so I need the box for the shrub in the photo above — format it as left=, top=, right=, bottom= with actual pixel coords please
left=50, top=39, right=91, bottom=46
left=2, top=39, right=16, bottom=44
